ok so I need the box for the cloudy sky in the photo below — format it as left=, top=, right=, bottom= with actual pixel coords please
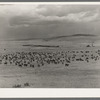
left=0, top=4, right=100, bottom=40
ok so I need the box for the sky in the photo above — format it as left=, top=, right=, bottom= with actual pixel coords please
left=0, top=4, right=100, bottom=40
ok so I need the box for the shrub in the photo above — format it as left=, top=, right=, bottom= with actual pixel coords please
left=24, top=82, right=30, bottom=87
left=13, top=84, right=21, bottom=88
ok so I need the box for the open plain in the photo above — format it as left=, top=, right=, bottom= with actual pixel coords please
left=0, top=41, right=100, bottom=88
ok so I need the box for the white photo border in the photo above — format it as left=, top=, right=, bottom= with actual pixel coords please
left=0, top=2, right=100, bottom=98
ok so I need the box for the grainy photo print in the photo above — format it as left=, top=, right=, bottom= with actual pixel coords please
left=0, top=3, right=100, bottom=88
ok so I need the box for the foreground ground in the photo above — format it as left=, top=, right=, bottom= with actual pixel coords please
left=0, top=60, right=100, bottom=88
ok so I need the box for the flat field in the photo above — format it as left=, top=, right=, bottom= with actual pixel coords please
left=0, top=41, right=100, bottom=88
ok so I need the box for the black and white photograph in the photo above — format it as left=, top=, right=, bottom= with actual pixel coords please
left=1, top=3, right=100, bottom=88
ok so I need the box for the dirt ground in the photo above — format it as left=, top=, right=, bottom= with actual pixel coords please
left=0, top=60, right=100, bottom=88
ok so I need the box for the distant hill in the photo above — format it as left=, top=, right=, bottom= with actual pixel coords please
left=8, top=34, right=99, bottom=44
left=71, top=34, right=96, bottom=37
left=44, top=34, right=99, bottom=43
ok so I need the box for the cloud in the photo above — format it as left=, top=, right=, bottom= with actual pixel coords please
left=0, top=4, right=100, bottom=40
left=66, top=10, right=99, bottom=22
left=0, top=4, right=99, bottom=27
left=9, top=9, right=100, bottom=27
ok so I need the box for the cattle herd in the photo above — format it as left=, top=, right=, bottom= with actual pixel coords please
left=0, top=49, right=100, bottom=68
